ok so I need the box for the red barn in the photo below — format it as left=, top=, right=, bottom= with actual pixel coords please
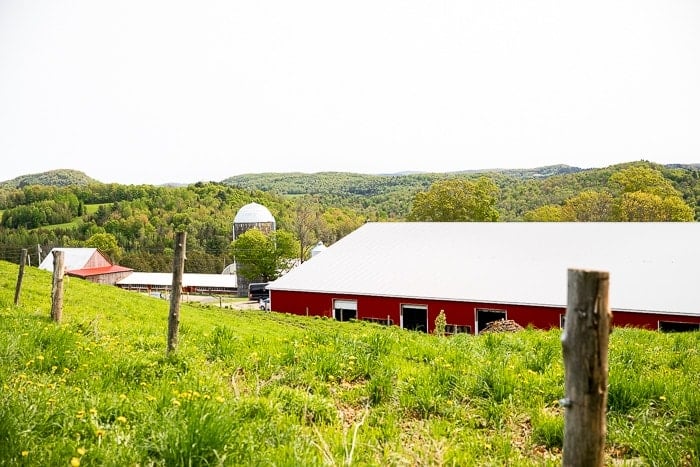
left=268, top=222, right=700, bottom=334
left=39, top=248, right=133, bottom=285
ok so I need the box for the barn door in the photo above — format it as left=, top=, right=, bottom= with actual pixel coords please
left=475, top=308, right=506, bottom=334
left=401, top=305, right=428, bottom=333
left=334, top=299, right=357, bottom=322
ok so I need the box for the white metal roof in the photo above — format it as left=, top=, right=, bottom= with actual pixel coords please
left=233, top=202, right=275, bottom=224
left=268, top=222, right=700, bottom=316
left=117, top=272, right=236, bottom=289
left=38, top=248, right=100, bottom=272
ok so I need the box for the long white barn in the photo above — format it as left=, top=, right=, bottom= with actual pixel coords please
left=268, top=222, right=700, bottom=333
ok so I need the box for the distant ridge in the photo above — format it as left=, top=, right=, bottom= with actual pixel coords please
left=0, top=169, right=100, bottom=188
left=3, top=162, right=697, bottom=188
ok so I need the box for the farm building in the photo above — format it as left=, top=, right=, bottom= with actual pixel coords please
left=116, top=272, right=237, bottom=296
left=38, top=247, right=133, bottom=285
left=267, top=222, right=700, bottom=333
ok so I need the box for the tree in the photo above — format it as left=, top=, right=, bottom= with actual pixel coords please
left=231, top=229, right=299, bottom=282
left=561, top=190, right=615, bottom=221
left=319, top=207, right=365, bottom=244
left=291, top=201, right=322, bottom=263
left=615, top=192, right=694, bottom=221
left=408, top=177, right=499, bottom=222
left=85, top=233, right=123, bottom=263
left=608, top=166, right=679, bottom=198
left=523, top=205, right=564, bottom=222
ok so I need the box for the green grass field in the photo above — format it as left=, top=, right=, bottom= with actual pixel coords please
left=1, top=261, right=698, bottom=466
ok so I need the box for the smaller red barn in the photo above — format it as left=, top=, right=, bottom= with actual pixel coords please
left=268, top=222, right=700, bottom=334
left=39, top=248, right=133, bottom=285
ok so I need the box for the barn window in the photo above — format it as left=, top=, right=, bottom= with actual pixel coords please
left=401, top=304, right=428, bottom=333
left=333, top=299, right=357, bottom=322
left=658, top=321, right=700, bottom=333
left=475, top=308, right=506, bottom=334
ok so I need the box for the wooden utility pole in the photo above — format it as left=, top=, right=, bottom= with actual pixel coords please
left=562, top=269, right=612, bottom=467
left=167, top=231, right=186, bottom=355
left=14, top=249, right=28, bottom=305
left=51, top=250, right=65, bottom=323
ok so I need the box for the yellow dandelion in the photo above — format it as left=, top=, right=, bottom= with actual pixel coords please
left=146, top=395, right=156, bottom=402
left=172, top=399, right=181, bottom=407
left=116, top=416, right=127, bottom=423
left=21, top=451, right=29, bottom=457
left=70, top=457, right=80, bottom=467
left=37, top=355, right=44, bottom=361
left=215, top=396, right=225, bottom=403
left=89, top=408, right=97, bottom=416
left=203, top=394, right=211, bottom=400
left=95, top=429, right=105, bottom=438
left=659, top=395, right=667, bottom=401
left=77, top=447, right=86, bottom=456
left=119, top=394, right=127, bottom=401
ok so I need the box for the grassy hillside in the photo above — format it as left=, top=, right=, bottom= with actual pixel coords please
left=1, top=261, right=698, bottom=465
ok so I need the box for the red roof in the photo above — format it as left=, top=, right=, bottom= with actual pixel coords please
left=67, top=265, right=133, bottom=278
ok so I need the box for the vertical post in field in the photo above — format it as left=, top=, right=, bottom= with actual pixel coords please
left=51, top=250, right=65, bottom=323
left=562, top=269, right=612, bottom=467
left=14, top=248, right=28, bottom=305
left=167, top=231, right=186, bottom=355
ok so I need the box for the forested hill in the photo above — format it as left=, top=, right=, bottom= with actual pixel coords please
left=221, top=164, right=582, bottom=196
left=0, top=169, right=98, bottom=188
left=221, top=162, right=699, bottom=221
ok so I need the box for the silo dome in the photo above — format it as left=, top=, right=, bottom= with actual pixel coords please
left=234, top=202, right=275, bottom=225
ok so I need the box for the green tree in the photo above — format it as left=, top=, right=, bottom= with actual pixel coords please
left=608, top=166, right=679, bottom=198
left=561, top=190, right=615, bottom=221
left=523, top=205, right=564, bottom=222
left=85, top=233, right=123, bottom=263
left=615, top=192, right=694, bottom=221
left=231, top=229, right=299, bottom=282
left=408, top=177, right=499, bottom=222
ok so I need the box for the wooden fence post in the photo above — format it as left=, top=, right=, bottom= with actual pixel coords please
left=51, top=250, right=65, bottom=323
left=167, top=231, right=186, bottom=355
left=14, top=249, right=28, bottom=305
left=562, top=268, right=612, bottom=467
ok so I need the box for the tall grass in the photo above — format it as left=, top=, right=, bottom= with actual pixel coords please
left=1, top=261, right=698, bottom=465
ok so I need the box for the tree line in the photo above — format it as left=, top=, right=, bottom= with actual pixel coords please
left=0, top=161, right=696, bottom=281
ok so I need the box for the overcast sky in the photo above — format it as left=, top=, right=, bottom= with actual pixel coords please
left=1, top=1, right=699, bottom=185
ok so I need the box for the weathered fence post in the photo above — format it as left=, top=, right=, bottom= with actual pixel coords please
left=562, top=268, right=612, bottom=467
left=14, top=248, right=28, bottom=305
left=51, top=250, right=65, bottom=323
left=167, top=231, right=186, bottom=355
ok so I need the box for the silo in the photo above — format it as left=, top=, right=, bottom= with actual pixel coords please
left=233, top=202, right=276, bottom=297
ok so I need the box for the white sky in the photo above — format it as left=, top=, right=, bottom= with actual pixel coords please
left=1, top=1, right=699, bottom=185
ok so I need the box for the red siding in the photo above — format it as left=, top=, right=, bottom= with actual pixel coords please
left=83, top=251, right=112, bottom=269
left=270, top=290, right=700, bottom=333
